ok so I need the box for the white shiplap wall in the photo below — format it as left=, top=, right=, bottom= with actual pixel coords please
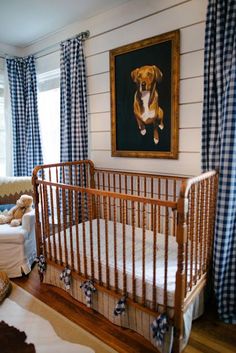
left=25, top=0, right=207, bottom=177
left=86, top=0, right=206, bottom=176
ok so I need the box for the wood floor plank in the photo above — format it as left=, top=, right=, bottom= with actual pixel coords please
left=12, top=267, right=236, bottom=353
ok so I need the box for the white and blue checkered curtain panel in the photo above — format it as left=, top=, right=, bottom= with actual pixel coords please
left=6, top=56, right=43, bottom=176
left=60, top=35, right=88, bottom=163
left=202, top=0, right=236, bottom=324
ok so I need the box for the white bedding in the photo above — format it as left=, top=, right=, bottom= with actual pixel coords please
left=46, top=219, right=178, bottom=307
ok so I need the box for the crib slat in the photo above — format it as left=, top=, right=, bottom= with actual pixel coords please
left=108, top=174, right=111, bottom=220
left=43, top=185, right=51, bottom=260
left=151, top=177, right=154, bottom=231
left=195, top=183, right=200, bottom=284
left=137, top=176, right=140, bottom=227
left=158, top=179, right=161, bottom=233
left=86, top=164, right=89, bottom=188
left=131, top=201, right=136, bottom=301
left=199, top=182, right=204, bottom=278
left=62, top=188, right=68, bottom=266
left=68, top=189, right=74, bottom=271
left=173, top=180, right=177, bottom=236
left=113, top=173, right=116, bottom=193
left=39, top=184, right=47, bottom=257
left=185, top=207, right=190, bottom=296
left=49, top=169, right=57, bottom=261
left=104, top=196, right=110, bottom=289
left=204, top=179, right=210, bottom=271
left=142, top=203, right=146, bottom=306
left=125, top=175, right=128, bottom=223
left=96, top=195, right=102, bottom=285
left=164, top=206, right=169, bottom=311
left=88, top=193, right=94, bottom=279
left=81, top=192, right=87, bottom=278
left=55, top=186, right=63, bottom=265
left=119, top=174, right=122, bottom=223
left=74, top=189, right=81, bottom=274
left=113, top=198, right=118, bottom=292
left=97, top=172, right=100, bottom=190
left=152, top=204, right=157, bottom=310
left=122, top=199, right=127, bottom=295
left=189, top=185, right=195, bottom=290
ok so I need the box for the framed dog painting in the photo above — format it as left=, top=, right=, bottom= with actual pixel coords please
left=110, top=30, right=179, bottom=159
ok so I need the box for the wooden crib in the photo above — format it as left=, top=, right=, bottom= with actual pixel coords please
left=32, top=160, right=218, bottom=353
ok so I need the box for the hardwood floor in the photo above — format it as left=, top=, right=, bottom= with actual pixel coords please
left=13, top=267, right=236, bottom=353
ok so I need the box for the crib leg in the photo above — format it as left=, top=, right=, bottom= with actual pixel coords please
left=173, top=311, right=184, bottom=353
left=39, top=272, right=44, bottom=282
left=173, top=331, right=182, bottom=353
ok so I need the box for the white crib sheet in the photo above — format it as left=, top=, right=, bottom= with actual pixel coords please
left=46, top=219, right=178, bottom=307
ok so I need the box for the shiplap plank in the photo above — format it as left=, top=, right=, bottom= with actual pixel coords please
left=86, top=49, right=204, bottom=81
left=180, top=22, right=205, bottom=54
left=179, top=128, right=201, bottom=152
left=88, top=93, right=110, bottom=113
left=179, top=103, right=202, bottom=128
left=86, top=52, right=109, bottom=76
left=180, top=50, right=204, bottom=79
left=90, top=128, right=201, bottom=153
left=90, top=112, right=111, bottom=132
left=87, top=72, right=109, bottom=95
left=180, top=77, right=203, bottom=104
left=89, top=104, right=202, bottom=131
left=90, top=150, right=201, bottom=176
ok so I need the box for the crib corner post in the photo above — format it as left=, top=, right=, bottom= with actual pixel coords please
left=173, top=188, right=188, bottom=353
left=32, top=169, right=42, bottom=257
left=89, top=162, right=97, bottom=219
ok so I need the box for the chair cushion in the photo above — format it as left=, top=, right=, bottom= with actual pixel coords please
left=0, top=271, right=11, bottom=302
left=0, top=224, right=28, bottom=244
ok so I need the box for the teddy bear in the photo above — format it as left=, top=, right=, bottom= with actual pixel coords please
left=0, top=194, right=33, bottom=227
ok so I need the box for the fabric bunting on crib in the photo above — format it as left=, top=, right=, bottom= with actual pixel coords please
left=114, top=296, right=127, bottom=316
left=60, top=267, right=72, bottom=290
left=151, top=314, right=168, bottom=346
left=35, top=255, right=47, bottom=281
left=80, top=280, right=96, bottom=307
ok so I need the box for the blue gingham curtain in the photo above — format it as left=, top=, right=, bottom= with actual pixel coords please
left=202, top=0, right=236, bottom=324
left=60, top=34, right=88, bottom=163
left=6, top=56, right=43, bottom=176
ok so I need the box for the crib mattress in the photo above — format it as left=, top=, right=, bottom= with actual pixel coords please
left=46, top=219, right=178, bottom=307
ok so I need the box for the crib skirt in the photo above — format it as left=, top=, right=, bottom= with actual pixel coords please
left=43, top=264, right=204, bottom=353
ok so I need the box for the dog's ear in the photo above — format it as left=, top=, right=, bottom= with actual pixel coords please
left=152, top=65, right=163, bottom=83
left=131, top=68, right=139, bottom=82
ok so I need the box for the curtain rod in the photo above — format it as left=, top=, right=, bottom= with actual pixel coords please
left=34, top=30, right=90, bottom=59
left=0, top=30, right=90, bottom=60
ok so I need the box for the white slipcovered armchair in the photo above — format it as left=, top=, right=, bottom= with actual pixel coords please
left=0, top=177, right=36, bottom=278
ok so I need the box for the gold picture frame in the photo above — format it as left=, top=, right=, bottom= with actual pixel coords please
left=110, top=30, right=180, bottom=159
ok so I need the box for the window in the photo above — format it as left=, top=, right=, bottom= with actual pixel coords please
left=0, top=64, right=5, bottom=176
left=38, top=69, right=60, bottom=165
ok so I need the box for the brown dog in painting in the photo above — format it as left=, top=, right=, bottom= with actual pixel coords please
left=131, top=65, right=164, bottom=144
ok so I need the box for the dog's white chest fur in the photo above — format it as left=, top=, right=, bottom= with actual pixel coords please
left=140, top=92, right=155, bottom=122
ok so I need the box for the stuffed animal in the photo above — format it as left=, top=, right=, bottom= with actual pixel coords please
left=0, top=194, right=33, bottom=227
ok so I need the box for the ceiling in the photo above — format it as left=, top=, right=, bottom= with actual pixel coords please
left=0, top=0, right=129, bottom=47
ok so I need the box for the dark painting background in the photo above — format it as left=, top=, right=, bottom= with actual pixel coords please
left=115, top=40, right=172, bottom=152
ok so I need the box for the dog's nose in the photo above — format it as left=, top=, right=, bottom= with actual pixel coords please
left=141, top=82, right=146, bottom=89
